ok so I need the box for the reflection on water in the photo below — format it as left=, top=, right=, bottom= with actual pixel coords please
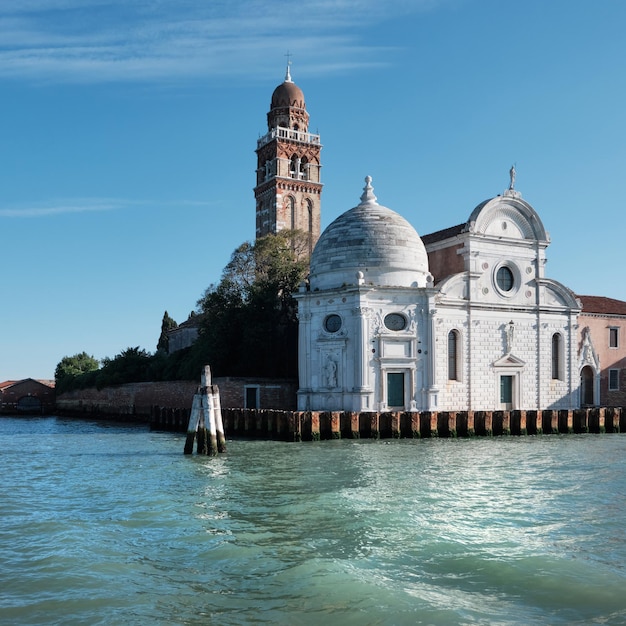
left=1, top=417, right=625, bottom=625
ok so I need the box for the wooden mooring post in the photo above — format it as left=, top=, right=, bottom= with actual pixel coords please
left=184, top=366, right=226, bottom=456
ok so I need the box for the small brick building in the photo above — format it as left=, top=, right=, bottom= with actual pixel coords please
left=0, top=378, right=56, bottom=414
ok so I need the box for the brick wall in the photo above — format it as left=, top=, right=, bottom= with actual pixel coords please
left=427, top=244, right=464, bottom=283
left=56, top=377, right=298, bottom=417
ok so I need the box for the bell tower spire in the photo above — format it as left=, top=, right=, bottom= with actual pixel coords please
left=285, top=56, right=292, bottom=82
left=254, top=64, right=322, bottom=255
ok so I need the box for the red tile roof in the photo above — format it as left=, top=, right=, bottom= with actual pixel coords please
left=578, top=295, right=626, bottom=316
left=0, top=379, right=55, bottom=391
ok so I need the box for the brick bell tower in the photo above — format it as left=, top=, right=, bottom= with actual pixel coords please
left=254, top=63, right=322, bottom=255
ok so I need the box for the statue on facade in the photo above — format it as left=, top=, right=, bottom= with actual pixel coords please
left=324, top=357, right=337, bottom=388
left=505, top=320, right=515, bottom=354
left=509, top=164, right=516, bottom=190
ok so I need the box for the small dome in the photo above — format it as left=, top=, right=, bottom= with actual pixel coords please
left=271, top=64, right=305, bottom=109
left=271, top=80, right=305, bottom=110
left=310, top=177, right=430, bottom=290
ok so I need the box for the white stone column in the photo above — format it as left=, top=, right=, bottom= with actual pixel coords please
left=352, top=306, right=372, bottom=411
left=427, top=308, right=439, bottom=410
left=296, top=292, right=312, bottom=410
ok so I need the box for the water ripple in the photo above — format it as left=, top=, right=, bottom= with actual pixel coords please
left=1, top=420, right=625, bottom=625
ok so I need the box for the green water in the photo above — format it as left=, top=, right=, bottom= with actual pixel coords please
left=1, top=417, right=625, bottom=625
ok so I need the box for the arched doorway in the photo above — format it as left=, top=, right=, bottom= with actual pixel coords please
left=17, top=396, right=42, bottom=414
left=580, top=366, right=595, bottom=406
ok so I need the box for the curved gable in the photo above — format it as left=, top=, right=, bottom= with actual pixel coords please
left=467, top=194, right=549, bottom=243
left=538, top=278, right=582, bottom=310
left=435, top=272, right=468, bottom=301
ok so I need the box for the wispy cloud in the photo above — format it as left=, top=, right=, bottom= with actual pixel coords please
left=0, top=0, right=439, bottom=83
left=0, top=198, right=127, bottom=217
left=0, top=197, right=212, bottom=217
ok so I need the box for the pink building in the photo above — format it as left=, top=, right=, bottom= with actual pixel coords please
left=578, top=296, right=626, bottom=407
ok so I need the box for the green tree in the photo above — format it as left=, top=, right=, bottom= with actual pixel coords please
left=96, top=346, right=152, bottom=388
left=194, top=230, right=308, bottom=378
left=157, top=310, right=178, bottom=353
left=55, top=352, right=100, bottom=393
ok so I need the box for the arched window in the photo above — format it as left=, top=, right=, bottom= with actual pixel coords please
left=307, top=199, right=314, bottom=254
left=300, top=156, right=309, bottom=180
left=290, top=154, right=300, bottom=179
left=551, top=333, right=562, bottom=380
left=448, top=330, right=460, bottom=381
left=287, top=196, right=296, bottom=230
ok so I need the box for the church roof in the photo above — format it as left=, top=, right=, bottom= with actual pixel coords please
left=422, top=223, right=466, bottom=245
left=310, top=177, right=430, bottom=290
left=578, top=295, right=626, bottom=316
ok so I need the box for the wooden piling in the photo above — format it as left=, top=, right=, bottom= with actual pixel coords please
left=310, top=411, right=321, bottom=441
left=511, top=410, right=526, bottom=436
left=438, top=412, right=457, bottom=438
left=573, top=409, right=588, bottom=433
left=526, top=410, right=539, bottom=435
left=606, top=407, right=620, bottom=433
left=558, top=410, right=573, bottom=434
left=183, top=366, right=227, bottom=456
left=184, top=394, right=202, bottom=455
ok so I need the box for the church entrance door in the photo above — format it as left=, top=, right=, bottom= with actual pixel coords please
left=580, top=366, right=595, bottom=406
left=386, top=372, right=405, bottom=409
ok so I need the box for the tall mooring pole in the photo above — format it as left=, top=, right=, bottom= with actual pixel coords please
left=184, top=366, right=226, bottom=455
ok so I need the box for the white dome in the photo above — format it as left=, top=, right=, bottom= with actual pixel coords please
left=310, top=177, right=430, bottom=290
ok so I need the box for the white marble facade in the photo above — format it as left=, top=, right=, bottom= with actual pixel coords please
left=296, top=176, right=581, bottom=412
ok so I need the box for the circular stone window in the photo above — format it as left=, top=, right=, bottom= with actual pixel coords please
left=324, top=314, right=342, bottom=333
left=384, top=313, right=407, bottom=331
left=496, top=266, right=515, bottom=292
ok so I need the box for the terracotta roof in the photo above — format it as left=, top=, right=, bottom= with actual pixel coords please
left=34, top=379, right=55, bottom=388
left=0, top=378, right=55, bottom=390
left=578, top=295, right=626, bottom=316
left=421, top=223, right=466, bottom=245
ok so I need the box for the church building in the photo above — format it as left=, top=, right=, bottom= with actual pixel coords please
left=165, top=66, right=622, bottom=413
left=255, top=66, right=607, bottom=413
left=295, top=175, right=582, bottom=413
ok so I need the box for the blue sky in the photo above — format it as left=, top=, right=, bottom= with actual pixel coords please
left=2, top=0, right=625, bottom=381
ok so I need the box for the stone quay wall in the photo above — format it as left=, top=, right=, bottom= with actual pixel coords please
left=55, top=378, right=298, bottom=422
left=150, top=406, right=624, bottom=441
left=56, top=381, right=199, bottom=421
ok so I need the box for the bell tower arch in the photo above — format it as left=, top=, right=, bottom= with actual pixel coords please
left=254, top=64, right=322, bottom=255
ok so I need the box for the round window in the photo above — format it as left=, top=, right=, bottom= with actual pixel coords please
left=324, top=314, right=342, bottom=333
left=496, top=266, right=514, bottom=292
left=384, top=313, right=407, bottom=331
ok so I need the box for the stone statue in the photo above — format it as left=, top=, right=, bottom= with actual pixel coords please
left=324, top=357, right=337, bottom=388
left=505, top=320, right=515, bottom=354
left=509, top=164, right=516, bottom=190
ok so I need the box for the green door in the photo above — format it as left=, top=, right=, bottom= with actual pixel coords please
left=387, top=373, right=404, bottom=408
